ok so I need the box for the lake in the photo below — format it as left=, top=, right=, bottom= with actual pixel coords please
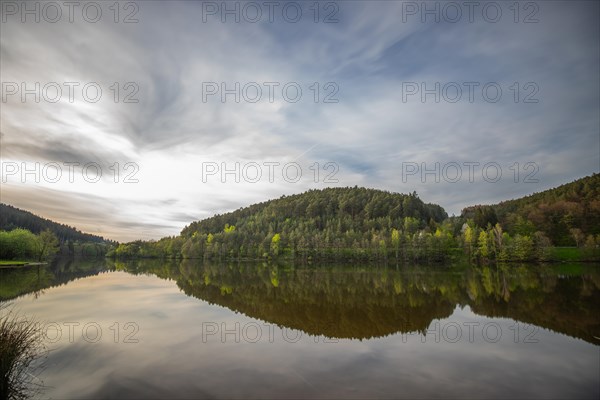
left=1, top=258, right=598, bottom=399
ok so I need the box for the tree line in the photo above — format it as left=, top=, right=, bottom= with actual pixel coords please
left=0, top=227, right=111, bottom=261
left=109, top=179, right=600, bottom=263
left=0, top=229, right=59, bottom=261
left=4, top=175, right=598, bottom=264
left=110, top=188, right=450, bottom=262
left=0, top=203, right=108, bottom=244
left=462, top=173, right=600, bottom=245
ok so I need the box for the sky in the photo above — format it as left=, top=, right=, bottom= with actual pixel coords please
left=1, top=0, right=599, bottom=242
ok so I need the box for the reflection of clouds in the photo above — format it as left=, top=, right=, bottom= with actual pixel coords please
left=1, top=2, right=598, bottom=241
left=8, top=270, right=599, bottom=399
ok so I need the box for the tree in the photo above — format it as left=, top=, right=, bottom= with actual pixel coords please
left=270, top=233, right=281, bottom=256
left=391, top=229, right=400, bottom=259
left=473, top=206, right=497, bottom=229
left=477, top=231, right=490, bottom=260
left=513, top=234, right=533, bottom=261
left=512, top=215, right=536, bottom=236
left=0, top=229, right=39, bottom=260
left=224, top=224, right=236, bottom=233
left=403, top=217, right=420, bottom=235
left=583, top=235, right=600, bottom=260
left=205, top=233, right=214, bottom=259
left=463, top=224, right=476, bottom=260
left=492, top=224, right=503, bottom=250
left=533, top=231, right=552, bottom=261
left=570, top=228, right=585, bottom=247
left=379, top=239, right=387, bottom=259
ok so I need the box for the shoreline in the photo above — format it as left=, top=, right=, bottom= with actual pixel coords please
left=0, top=261, right=48, bottom=269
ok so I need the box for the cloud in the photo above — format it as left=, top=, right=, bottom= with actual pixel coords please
left=1, top=1, right=598, bottom=241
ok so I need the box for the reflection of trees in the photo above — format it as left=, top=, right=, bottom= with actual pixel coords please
left=0, top=266, right=53, bottom=300
left=4, top=258, right=599, bottom=344
left=0, top=257, right=107, bottom=301
left=178, top=263, right=457, bottom=339
left=466, top=264, right=600, bottom=344
left=117, top=260, right=600, bottom=344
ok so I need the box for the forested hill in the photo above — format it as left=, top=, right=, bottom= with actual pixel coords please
left=462, top=174, right=600, bottom=245
left=122, top=187, right=447, bottom=260
left=0, top=203, right=107, bottom=243
left=182, top=187, right=447, bottom=239
left=112, top=178, right=600, bottom=261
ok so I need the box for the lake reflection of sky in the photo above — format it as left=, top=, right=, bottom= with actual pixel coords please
left=5, top=270, right=599, bottom=399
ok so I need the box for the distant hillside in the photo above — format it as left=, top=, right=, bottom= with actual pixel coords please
left=462, top=174, right=600, bottom=245
left=0, top=203, right=107, bottom=243
left=182, top=187, right=447, bottom=238
left=112, top=177, right=600, bottom=262
left=113, top=187, right=449, bottom=261
left=178, top=186, right=448, bottom=261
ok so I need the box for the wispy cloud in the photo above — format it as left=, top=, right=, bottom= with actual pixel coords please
left=1, top=1, right=598, bottom=241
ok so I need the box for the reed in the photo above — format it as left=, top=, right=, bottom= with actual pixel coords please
left=0, top=304, right=46, bottom=400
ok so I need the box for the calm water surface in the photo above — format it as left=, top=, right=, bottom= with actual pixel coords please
left=1, top=258, right=598, bottom=399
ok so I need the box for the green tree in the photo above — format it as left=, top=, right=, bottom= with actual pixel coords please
left=224, top=224, right=236, bottom=233
left=0, top=229, right=39, bottom=260
left=462, top=223, right=477, bottom=261
left=37, top=229, right=60, bottom=261
left=477, top=231, right=490, bottom=260
left=270, top=233, right=281, bottom=256
left=391, top=229, right=400, bottom=259
left=403, top=217, right=420, bottom=235
left=513, top=234, right=533, bottom=261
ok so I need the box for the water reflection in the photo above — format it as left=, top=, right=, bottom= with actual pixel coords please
left=112, top=259, right=599, bottom=344
left=2, top=259, right=599, bottom=344
left=1, top=258, right=598, bottom=399
left=0, top=257, right=106, bottom=300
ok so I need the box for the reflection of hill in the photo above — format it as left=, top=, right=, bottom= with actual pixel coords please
left=0, top=257, right=107, bottom=301
left=117, top=260, right=600, bottom=344
left=179, top=266, right=457, bottom=339
left=465, top=269, right=600, bottom=344
left=4, top=258, right=599, bottom=344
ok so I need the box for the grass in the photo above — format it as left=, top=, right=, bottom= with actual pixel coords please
left=0, top=304, right=46, bottom=399
left=0, top=262, right=28, bottom=267
left=550, top=247, right=582, bottom=261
